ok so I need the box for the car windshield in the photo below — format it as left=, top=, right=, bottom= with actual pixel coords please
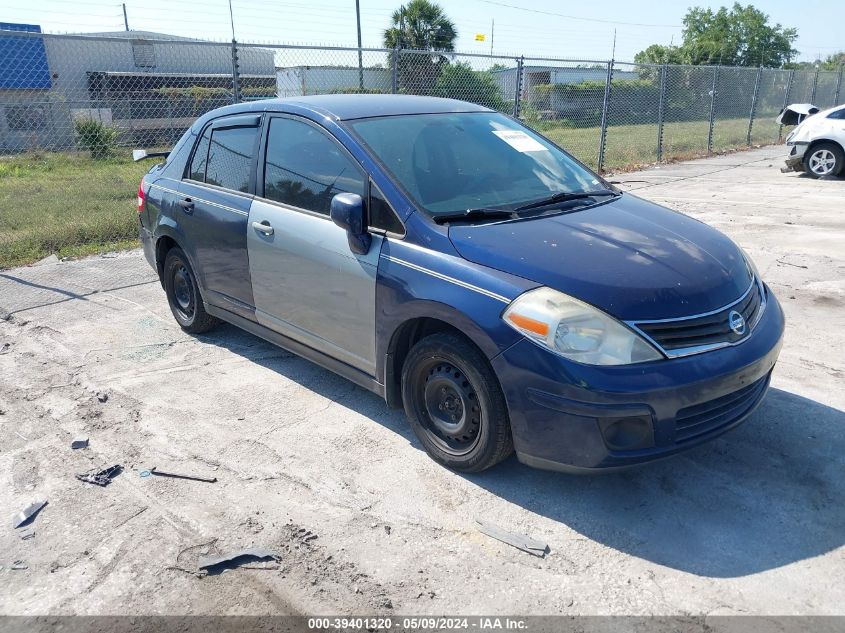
left=347, top=112, right=603, bottom=217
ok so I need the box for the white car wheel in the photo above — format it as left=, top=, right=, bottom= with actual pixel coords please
left=804, top=142, right=844, bottom=179
left=808, top=149, right=836, bottom=175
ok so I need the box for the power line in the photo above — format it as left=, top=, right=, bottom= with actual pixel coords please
left=472, top=0, right=683, bottom=28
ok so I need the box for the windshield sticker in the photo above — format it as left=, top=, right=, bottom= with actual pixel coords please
left=492, top=130, right=547, bottom=153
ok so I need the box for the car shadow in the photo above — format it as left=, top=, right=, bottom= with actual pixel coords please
left=204, top=323, right=845, bottom=579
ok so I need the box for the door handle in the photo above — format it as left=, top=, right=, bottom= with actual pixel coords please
left=177, top=198, right=194, bottom=213
left=252, top=220, right=274, bottom=235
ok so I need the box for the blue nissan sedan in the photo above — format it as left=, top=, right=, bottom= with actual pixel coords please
left=136, top=95, right=784, bottom=473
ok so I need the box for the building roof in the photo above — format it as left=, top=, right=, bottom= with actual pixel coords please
left=72, top=30, right=201, bottom=41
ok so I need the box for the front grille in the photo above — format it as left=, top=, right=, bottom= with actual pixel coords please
left=634, top=280, right=764, bottom=354
left=675, top=374, right=770, bottom=442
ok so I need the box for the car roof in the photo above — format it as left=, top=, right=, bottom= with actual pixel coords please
left=197, top=94, right=492, bottom=124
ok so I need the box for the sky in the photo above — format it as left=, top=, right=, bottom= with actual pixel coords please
left=2, top=0, right=842, bottom=63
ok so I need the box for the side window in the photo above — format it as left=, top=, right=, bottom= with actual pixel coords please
left=263, top=117, right=365, bottom=215
left=369, top=181, right=404, bottom=234
left=828, top=108, right=845, bottom=120
left=205, top=126, right=257, bottom=193
left=188, top=126, right=211, bottom=182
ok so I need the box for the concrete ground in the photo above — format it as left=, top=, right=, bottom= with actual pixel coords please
left=1, top=146, right=843, bottom=615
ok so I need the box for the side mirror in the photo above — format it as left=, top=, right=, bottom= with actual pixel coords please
left=330, top=193, right=371, bottom=255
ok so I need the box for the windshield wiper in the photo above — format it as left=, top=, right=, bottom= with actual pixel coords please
left=514, top=189, right=619, bottom=212
left=432, top=208, right=515, bottom=224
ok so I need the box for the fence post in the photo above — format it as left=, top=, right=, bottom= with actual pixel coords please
left=656, top=64, right=667, bottom=162
left=391, top=46, right=399, bottom=94
left=597, top=59, right=613, bottom=173
left=746, top=65, right=763, bottom=146
left=512, top=56, right=524, bottom=118
left=810, top=65, right=820, bottom=104
left=230, top=38, right=241, bottom=104
left=778, top=69, right=795, bottom=141
left=834, top=66, right=843, bottom=104
left=707, top=65, right=719, bottom=154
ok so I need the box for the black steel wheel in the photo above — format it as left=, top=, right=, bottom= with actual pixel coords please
left=163, top=247, right=220, bottom=334
left=401, top=332, right=513, bottom=472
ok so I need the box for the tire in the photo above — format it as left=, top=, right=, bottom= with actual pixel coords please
left=401, top=332, right=514, bottom=472
left=162, top=247, right=220, bottom=334
left=803, top=142, right=845, bottom=178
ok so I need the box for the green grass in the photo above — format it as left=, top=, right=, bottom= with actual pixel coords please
left=530, top=116, right=782, bottom=171
left=0, top=116, right=783, bottom=269
left=0, top=151, right=149, bottom=268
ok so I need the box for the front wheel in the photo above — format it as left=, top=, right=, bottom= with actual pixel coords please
left=401, top=332, right=513, bottom=472
left=804, top=142, right=844, bottom=178
left=163, top=247, right=220, bottom=334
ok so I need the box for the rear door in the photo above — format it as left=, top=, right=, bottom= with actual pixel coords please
left=247, top=115, right=382, bottom=374
left=178, top=114, right=261, bottom=317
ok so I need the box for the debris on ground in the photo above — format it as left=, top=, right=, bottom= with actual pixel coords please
left=13, top=499, right=47, bottom=529
left=96, top=391, right=109, bottom=403
left=197, top=548, right=280, bottom=574
left=76, top=464, right=122, bottom=486
left=146, top=466, right=217, bottom=483
left=384, top=525, right=392, bottom=535
left=476, top=519, right=550, bottom=558
left=71, top=437, right=89, bottom=449
left=19, top=529, right=35, bottom=540
left=294, top=527, right=318, bottom=543
left=11, top=560, right=28, bottom=570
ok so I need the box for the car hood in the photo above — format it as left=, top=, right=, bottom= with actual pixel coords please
left=448, top=194, right=752, bottom=321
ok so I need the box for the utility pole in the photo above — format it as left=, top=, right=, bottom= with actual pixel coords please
left=355, top=0, right=364, bottom=90
left=228, top=0, right=237, bottom=39
left=490, top=19, right=494, bottom=56
left=122, top=3, right=129, bottom=31
left=228, top=0, right=240, bottom=103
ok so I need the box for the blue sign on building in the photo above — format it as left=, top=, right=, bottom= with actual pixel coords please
left=0, top=23, right=52, bottom=90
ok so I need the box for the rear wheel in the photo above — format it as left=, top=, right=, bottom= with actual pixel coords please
left=804, top=142, right=844, bottom=178
left=401, top=332, right=513, bottom=472
left=163, top=247, right=219, bottom=334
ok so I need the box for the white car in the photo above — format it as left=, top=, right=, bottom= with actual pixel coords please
left=782, top=103, right=845, bottom=178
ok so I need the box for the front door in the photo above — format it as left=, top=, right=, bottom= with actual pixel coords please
left=247, top=115, right=382, bottom=374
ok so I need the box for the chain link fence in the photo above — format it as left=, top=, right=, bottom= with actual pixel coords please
left=1, top=28, right=843, bottom=267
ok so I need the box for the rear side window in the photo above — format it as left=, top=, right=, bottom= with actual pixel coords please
left=205, top=126, right=257, bottom=193
left=188, top=127, right=211, bottom=181
left=263, top=117, right=365, bottom=215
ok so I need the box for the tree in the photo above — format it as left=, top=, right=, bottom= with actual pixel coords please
left=384, top=0, right=457, bottom=94
left=433, top=63, right=506, bottom=111
left=634, top=44, right=686, bottom=66
left=821, top=51, right=845, bottom=70
left=383, top=0, right=457, bottom=52
left=634, top=3, right=798, bottom=67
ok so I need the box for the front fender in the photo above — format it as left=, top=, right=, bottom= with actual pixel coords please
left=375, top=237, right=539, bottom=385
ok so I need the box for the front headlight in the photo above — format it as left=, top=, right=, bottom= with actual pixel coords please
left=502, top=287, right=662, bottom=366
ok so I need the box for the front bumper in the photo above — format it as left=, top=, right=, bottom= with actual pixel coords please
left=490, top=287, right=785, bottom=472
left=782, top=143, right=808, bottom=173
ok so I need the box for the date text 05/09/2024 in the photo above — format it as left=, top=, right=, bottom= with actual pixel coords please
left=307, top=617, right=528, bottom=630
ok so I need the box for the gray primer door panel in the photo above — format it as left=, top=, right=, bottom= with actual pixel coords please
left=247, top=198, right=382, bottom=374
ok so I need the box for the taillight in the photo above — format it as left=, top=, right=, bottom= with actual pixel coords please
left=137, top=180, right=146, bottom=213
